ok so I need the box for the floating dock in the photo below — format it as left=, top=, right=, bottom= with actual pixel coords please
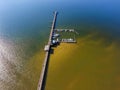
left=54, top=29, right=79, bottom=35
left=61, top=38, right=76, bottom=43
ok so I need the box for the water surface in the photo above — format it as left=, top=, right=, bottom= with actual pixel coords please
left=0, top=0, right=120, bottom=90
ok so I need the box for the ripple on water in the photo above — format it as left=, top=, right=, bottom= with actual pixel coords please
left=0, top=36, right=26, bottom=90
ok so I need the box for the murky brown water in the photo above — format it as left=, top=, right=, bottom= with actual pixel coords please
left=46, top=32, right=120, bottom=90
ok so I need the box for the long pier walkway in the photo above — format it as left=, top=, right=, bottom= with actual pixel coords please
left=37, top=11, right=58, bottom=90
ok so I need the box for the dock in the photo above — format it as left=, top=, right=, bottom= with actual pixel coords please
left=54, top=29, right=79, bottom=35
left=61, top=38, right=76, bottom=43
left=37, top=11, right=79, bottom=90
left=37, top=11, right=57, bottom=90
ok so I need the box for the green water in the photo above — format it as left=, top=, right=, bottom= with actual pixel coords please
left=0, top=1, right=120, bottom=90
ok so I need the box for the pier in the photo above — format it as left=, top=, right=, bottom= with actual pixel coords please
left=37, top=11, right=78, bottom=90
left=37, top=11, right=57, bottom=90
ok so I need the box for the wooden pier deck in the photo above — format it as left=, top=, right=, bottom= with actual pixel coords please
left=37, top=11, right=57, bottom=90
